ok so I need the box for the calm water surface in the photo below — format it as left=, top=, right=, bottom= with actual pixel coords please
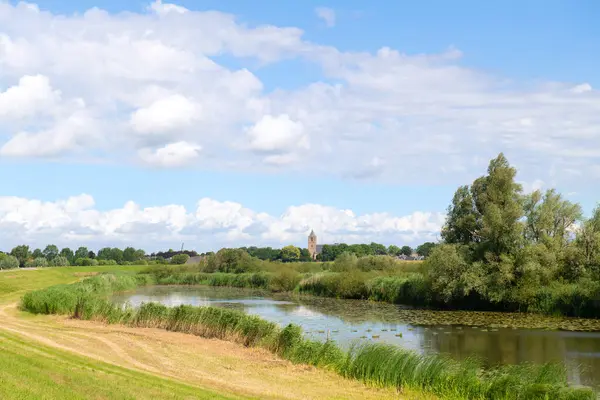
left=113, top=285, right=600, bottom=388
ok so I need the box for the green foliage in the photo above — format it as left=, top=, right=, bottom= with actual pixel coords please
left=74, top=247, right=89, bottom=260
left=416, top=242, right=437, bottom=257
left=170, top=254, right=190, bottom=265
left=25, top=257, right=49, bottom=268
left=42, top=244, right=59, bottom=261
left=400, top=246, right=412, bottom=256
left=74, top=257, right=98, bottom=266
left=280, top=245, right=300, bottom=262
left=10, top=245, right=31, bottom=268
left=0, top=255, right=19, bottom=270
left=50, top=256, right=70, bottom=267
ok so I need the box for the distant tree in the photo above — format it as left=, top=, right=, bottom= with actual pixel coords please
left=88, top=251, right=96, bottom=259
left=51, top=256, right=70, bottom=267
left=32, top=248, right=44, bottom=259
left=171, top=254, right=190, bottom=265
left=387, top=245, right=402, bottom=256
left=369, top=242, right=388, bottom=255
left=123, top=247, right=137, bottom=262
left=74, top=247, right=89, bottom=260
left=97, top=247, right=112, bottom=260
left=299, top=248, right=312, bottom=262
left=10, top=245, right=31, bottom=268
left=400, top=246, right=413, bottom=256
left=134, top=249, right=146, bottom=261
left=110, top=248, right=123, bottom=263
left=416, top=242, right=437, bottom=257
left=0, top=255, right=19, bottom=270
left=43, top=244, right=59, bottom=261
left=280, top=245, right=300, bottom=262
left=27, top=257, right=48, bottom=268
left=60, top=248, right=74, bottom=263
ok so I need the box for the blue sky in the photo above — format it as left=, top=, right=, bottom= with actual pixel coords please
left=0, top=0, right=598, bottom=251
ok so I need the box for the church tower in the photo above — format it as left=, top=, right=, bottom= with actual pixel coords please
left=308, top=230, right=317, bottom=260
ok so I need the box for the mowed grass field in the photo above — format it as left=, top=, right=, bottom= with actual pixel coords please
left=0, top=266, right=420, bottom=400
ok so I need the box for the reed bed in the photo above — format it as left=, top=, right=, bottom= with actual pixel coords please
left=20, top=274, right=595, bottom=400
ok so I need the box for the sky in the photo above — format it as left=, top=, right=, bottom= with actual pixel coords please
left=0, top=0, right=598, bottom=252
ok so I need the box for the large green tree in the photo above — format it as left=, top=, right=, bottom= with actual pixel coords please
left=74, top=247, right=89, bottom=260
left=42, top=244, right=59, bottom=261
left=10, top=245, right=31, bottom=268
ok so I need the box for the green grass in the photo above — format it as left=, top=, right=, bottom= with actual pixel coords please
left=0, top=330, right=246, bottom=400
left=21, top=273, right=596, bottom=400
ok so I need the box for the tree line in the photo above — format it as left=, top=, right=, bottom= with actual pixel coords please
left=424, top=153, right=600, bottom=316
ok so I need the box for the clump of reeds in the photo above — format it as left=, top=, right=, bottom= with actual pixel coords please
left=19, top=274, right=596, bottom=400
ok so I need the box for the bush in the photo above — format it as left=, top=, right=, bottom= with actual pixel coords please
left=0, top=255, right=19, bottom=270
left=25, top=257, right=49, bottom=268
left=170, top=254, right=190, bottom=265
left=50, top=256, right=70, bottom=267
left=98, top=259, right=118, bottom=266
left=74, top=257, right=99, bottom=266
left=269, top=269, right=301, bottom=292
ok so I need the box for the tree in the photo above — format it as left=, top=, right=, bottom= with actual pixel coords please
left=441, top=185, right=480, bottom=245
left=474, top=153, right=524, bottom=259
left=416, top=242, right=437, bottom=257
left=26, top=257, right=48, bottom=268
left=369, top=242, right=388, bottom=255
left=74, top=247, right=89, bottom=260
left=42, top=244, right=59, bottom=261
left=97, top=247, right=111, bottom=260
left=123, top=247, right=137, bottom=262
left=32, top=248, right=43, bottom=259
left=60, top=247, right=74, bottom=263
left=400, top=246, right=413, bottom=256
left=10, top=245, right=31, bottom=268
left=110, top=248, right=123, bottom=263
left=523, top=189, right=582, bottom=249
left=280, top=245, right=300, bottom=262
left=88, top=251, right=96, bottom=259
left=134, top=249, right=146, bottom=261
left=387, top=245, right=402, bottom=256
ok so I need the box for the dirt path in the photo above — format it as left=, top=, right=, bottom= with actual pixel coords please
left=0, top=303, right=427, bottom=400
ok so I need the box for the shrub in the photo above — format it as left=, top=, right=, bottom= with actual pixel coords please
left=170, top=254, right=190, bottom=265
left=25, top=257, right=49, bottom=268
left=0, top=255, right=19, bottom=270
left=74, top=257, right=99, bottom=266
left=269, top=269, right=301, bottom=292
left=98, top=259, right=118, bottom=266
left=50, top=256, right=70, bottom=267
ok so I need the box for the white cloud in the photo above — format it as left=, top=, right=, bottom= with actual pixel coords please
left=0, top=194, right=444, bottom=251
left=0, top=74, right=60, bottom=119
left=130, top=95, right=200, bottom=135
left=138, top=141, right=202, bottom=167
left=247, top=114, right=309, bottom=152
left=0, top=1, right=596, bottom=189
left=315, top=7, right=336, bottom=27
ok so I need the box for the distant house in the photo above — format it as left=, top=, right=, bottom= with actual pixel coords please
left=396, top=254, right=425, bottom=261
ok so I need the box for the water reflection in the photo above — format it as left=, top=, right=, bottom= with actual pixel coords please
left=113, top=285, right=600, bottom=388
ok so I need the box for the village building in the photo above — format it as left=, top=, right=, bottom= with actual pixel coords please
left=307, top=230, right=323, bottom=260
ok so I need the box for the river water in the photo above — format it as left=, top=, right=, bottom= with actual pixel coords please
left=112, top=285, right=600, bottom=389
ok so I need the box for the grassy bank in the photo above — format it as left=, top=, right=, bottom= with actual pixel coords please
left=21, top=273, right=595, bottom=400
left=0, top=330, right=240, bottom=400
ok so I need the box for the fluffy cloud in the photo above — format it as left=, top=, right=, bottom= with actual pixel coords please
left=247, top=114, right=308, bottom=152
left=315, top=7, right=336, bottom=27
left=0, top=194, right=444, bottom=251
left=0, top=1, right=597, bottom=189
left=130, top=95, right=200, bottom=135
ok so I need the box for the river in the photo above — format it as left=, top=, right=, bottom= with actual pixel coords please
left=112, top=285, right=600, bottom=389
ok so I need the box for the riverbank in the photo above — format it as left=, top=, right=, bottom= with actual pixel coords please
left=148, top=268, right=600, bottom=332
left=0, top=266, right=412, bottom=400
left=20, top=271, right=596, bottom=399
